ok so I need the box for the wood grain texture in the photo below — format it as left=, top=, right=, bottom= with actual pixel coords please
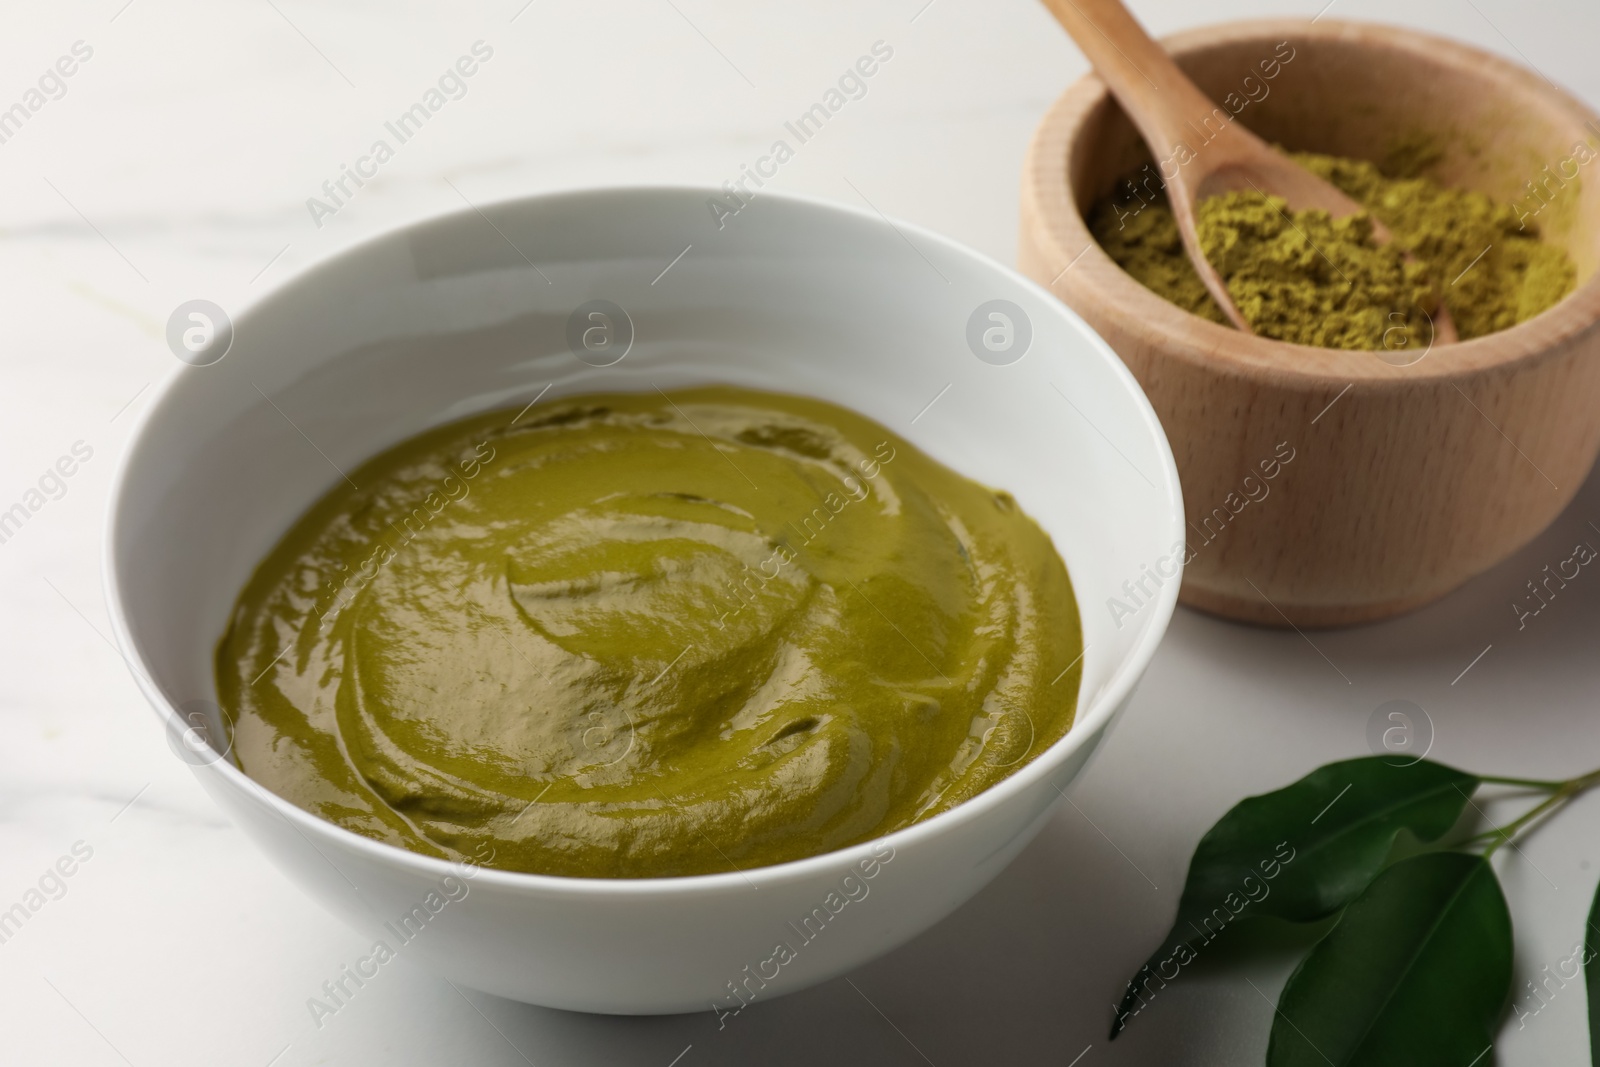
left=1019, top=18, right=1600, bottom=627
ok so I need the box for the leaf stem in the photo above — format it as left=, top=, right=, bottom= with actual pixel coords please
left=1481, top=792, right=1570, bottom=857
left=1477, top=774, right=1565, bottom=790
left=1477, top=765, right=1600, bottom=858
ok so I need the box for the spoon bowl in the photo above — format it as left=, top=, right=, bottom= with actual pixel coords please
left=1040, top=0, right=1456, bottom=343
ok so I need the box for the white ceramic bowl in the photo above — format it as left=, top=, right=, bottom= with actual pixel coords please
left=105, top=187, right=1183, bottom=1014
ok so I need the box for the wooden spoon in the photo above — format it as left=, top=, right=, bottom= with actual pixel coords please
left=1040, top=0, right=1457, bottom=345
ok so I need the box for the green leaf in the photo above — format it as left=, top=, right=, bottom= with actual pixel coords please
left=1112, top=758, right=1479, bottom=1037
left=1267, top=851, right=1512, bottom=1067
left=1586, top=874, right=1600, bottom=1065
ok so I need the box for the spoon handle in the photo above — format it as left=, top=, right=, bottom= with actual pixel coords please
left=1039, top=0, right=1239, bottom=164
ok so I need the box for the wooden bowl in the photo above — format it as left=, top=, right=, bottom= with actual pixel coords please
left=1019, top=18, right=1600, bottom=627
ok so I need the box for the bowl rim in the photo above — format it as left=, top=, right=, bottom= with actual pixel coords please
left=1022, top=15, right=1600, bottom=388
left=103, top=183, right=1185, bottom=897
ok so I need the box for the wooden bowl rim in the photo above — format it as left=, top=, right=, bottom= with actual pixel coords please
left=1023, top=16, right=1600, bottom=387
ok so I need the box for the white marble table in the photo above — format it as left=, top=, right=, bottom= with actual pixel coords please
left=3, top=0, right=1598, bottom=1063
